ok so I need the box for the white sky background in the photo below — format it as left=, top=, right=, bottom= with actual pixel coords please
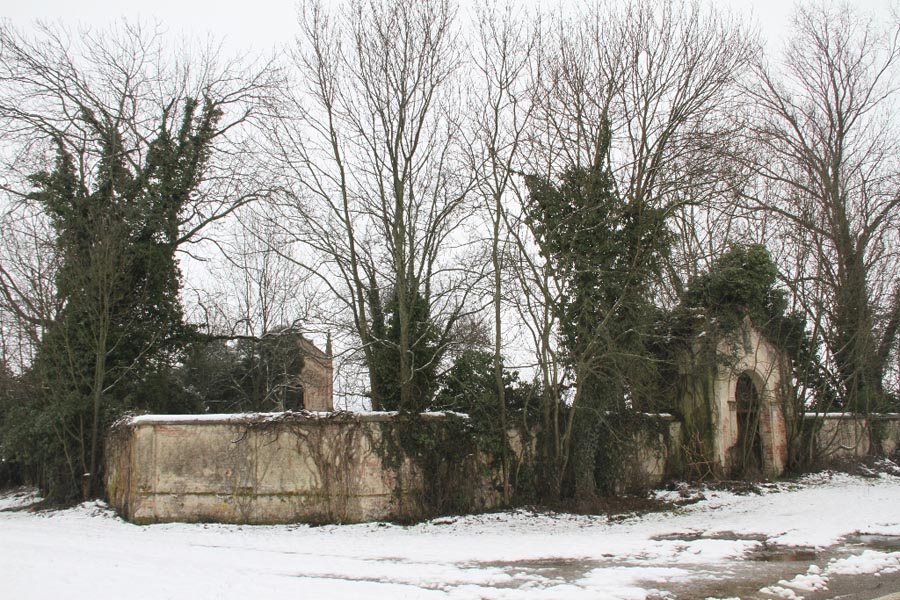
left=8, top=0, right=803, bottom=56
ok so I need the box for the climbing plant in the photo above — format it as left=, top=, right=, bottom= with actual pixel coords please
left=660, top=243, right=825, bottom=475
left=523, top=120, right=671, bottom=501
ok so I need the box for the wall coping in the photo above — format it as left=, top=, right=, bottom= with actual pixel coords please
left=638, top=412, right=678, bottom=421
left=117, top=410, right=470, bottom=428
left=802, top=413, right=900, bottom=421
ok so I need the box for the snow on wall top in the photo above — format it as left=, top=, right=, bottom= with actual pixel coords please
left=119, top=410, right=679, bottom=427
left=119, top=410, right=471, bottom=427
left=802, top=413, right=900, bottom=419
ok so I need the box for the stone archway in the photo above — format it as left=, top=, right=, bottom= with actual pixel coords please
left=704, top=321, right=789, bottom=479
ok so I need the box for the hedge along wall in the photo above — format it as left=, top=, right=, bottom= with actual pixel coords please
left=803, top=413, right=900, bottom=462
left=105, top=411, right=501, bottom=525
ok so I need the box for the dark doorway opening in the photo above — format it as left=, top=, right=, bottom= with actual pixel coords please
left=734, top=373, right=763, bottom=478
left=284, top=385, right=305, bottom=412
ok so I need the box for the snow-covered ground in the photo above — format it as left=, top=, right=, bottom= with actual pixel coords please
left=2, top=472, right=900, bottom=599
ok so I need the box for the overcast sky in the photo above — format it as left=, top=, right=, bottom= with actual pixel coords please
left=7, top=0, right=804, bottom=56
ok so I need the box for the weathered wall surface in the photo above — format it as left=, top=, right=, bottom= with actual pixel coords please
left=105, top=412, right=498, bottom=525
left=711, top=322, right=790, bottom=478
left=104, top=406, right=900, bottom=526
left=615, top=410, right=899, bottom=487
left=607, top=415, right=683, bottom=494
left=804, top=414, right=900, bottom=461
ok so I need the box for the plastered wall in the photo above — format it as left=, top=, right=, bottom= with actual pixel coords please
left=711, top=322, right=790, bottom=478
left=804, top=414, right=900, bottom=460
left=105, top=412, right=492, bottom=525
left=105, top=410, right=685, bottom=525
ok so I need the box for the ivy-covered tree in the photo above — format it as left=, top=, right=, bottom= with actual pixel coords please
left=20, top=100, right=219, bottom=499
left=0, top=23, right=276, bottom=500
left=524, top=122, right=670, bottom=500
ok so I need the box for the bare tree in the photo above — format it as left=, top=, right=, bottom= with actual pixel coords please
left=536, top=0, right=756, bottom=301
left=466, top=0, right=538, bottom=503
left=196, top=206, right=319, bottom=412
left=742, top=3, right=900, bottom=412
left=505, top=219, right=571, bottom=499
left=0, top=205, right=60, bottom=372
left=204, top=208, right=313, bottom=339
left=271, top=0, right=478, bottom=411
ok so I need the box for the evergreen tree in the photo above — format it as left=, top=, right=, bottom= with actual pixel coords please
left=7, top=99, right=222, bottom=499
left=524, top=121, right=670, bottom=500
left=433, top=349, right=536, bottom=459
left=368, top=287, right=442, bottom=412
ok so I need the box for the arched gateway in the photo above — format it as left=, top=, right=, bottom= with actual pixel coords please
left=711, top=320, right=789, bottom=479
left=676, top=316, right=790, bottom=480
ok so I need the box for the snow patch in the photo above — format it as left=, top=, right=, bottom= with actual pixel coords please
left=827, top=550, right=900, bottom=576
left=759, top=584, right=802, bottom=599
left=774, top=567, right=828, bottom=592
left=0, top=487, right=42, bottom=511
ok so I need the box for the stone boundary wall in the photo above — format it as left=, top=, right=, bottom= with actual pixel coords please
left=110, top=406, right=833, bottom=526
left=105, top=411, right=498, bottom=525
left=803, top=413, right=900, bottom=461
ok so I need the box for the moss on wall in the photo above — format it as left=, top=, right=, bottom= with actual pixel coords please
left=670, top=339, right=722, bottom=480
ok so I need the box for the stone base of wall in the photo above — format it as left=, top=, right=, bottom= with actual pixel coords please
left=803, top=413, right=900, bottom=461
left=105, top=411, right=499, bottom=525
